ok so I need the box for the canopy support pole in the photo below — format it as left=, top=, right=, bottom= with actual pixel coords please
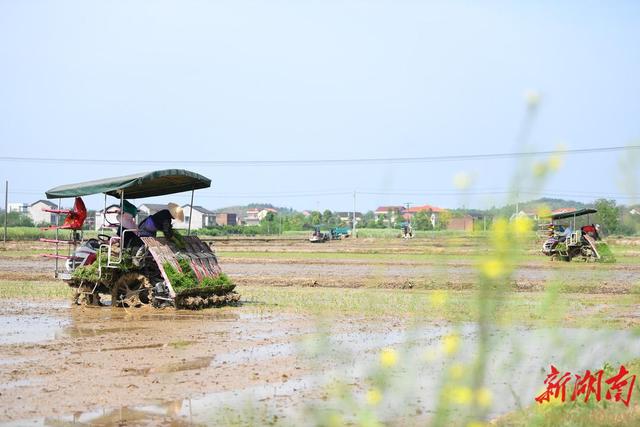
left=55, top=198, right=60, bottom=278
left=187, top=189, right=194, bottom=236
left=102, top=194, right=107, bottom=233
left=3, top=181, right=7, bottom=248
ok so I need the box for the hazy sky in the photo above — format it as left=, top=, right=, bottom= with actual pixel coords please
left=1, top=0, right=639, bottom=212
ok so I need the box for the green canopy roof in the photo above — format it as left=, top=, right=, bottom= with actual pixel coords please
left=543, top=208, right=598, bottom=221
left=45, top=169, right=211, bottom=199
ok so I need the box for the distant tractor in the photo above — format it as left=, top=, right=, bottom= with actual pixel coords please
left=309, top=226, right=331, bottom=243
left=330, top=227, right=351, bottom=240
left=540, top=208, right=614, bottom=262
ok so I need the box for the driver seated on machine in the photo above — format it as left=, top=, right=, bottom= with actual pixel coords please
left=116, top=200, right=140, bottom=248
left=557, top=224, right=573, bottom=242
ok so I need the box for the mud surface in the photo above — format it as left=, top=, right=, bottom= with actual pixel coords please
left=1, top=239, right=639, bottom=425
left=1, top=301, right=639, bottom=425
left=2, top=241, right=639, bottom=292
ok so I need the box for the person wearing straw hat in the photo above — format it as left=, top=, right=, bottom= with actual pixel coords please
left=138, top=203, right=184, bottom=239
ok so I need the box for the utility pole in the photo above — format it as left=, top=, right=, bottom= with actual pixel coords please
left=3, top=181, right=7, bottom=247
left=352, top=191, right=357, bottom=238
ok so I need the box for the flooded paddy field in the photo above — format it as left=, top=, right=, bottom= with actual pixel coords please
left=2, top=301, right=639, bottom=426
left=2, top=237, right=640, bottom=291
left=0, top=236, right=639, bottom=425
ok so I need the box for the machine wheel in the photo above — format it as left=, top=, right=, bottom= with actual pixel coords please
left=581, top=246, right=596, bottom=262
left=132, top=245, right=150, bottom=268
left=111, top=273, right=152, bottom=308
left=73, top=283, right=102, bottom=306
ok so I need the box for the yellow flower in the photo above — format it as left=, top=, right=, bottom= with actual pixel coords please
left=492, top=217, right=508, bottom=234
left=453, top=172, right=472, bottom=190
left=449, top=386, right=473, bottom=405
left=379, top=347, right=398, bottom=368
left=441, top=333, right=460, bottom=355
left=366, top=387, right=382, bottom=406
left=449, top=363, right=465, bottom=379
left=327, top=413, right=344, bottom=427
left=548, top=154, right=563, bottom=171
left=535, top=387, right=564, bottom=411
left=429, top=290, right=447, bottom=307
left=467, top=421, right=486, bottom=427
left=511, top=216, right=532, bottom=236
left=476, top=387, right=493, bottom=407
left=524, top=89, right=541, bottom=108
left=491, top=218, right=509, bottom=249
left=533, top=161, right=548, bottom=177
left=481, top=259, right=504, bottom=279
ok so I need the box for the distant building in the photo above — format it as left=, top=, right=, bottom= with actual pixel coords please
left=29, top=200, right=58, bottom=225
left=244, top=208, right=261, bottom=226
left=243, top=208, right=278, bottom=226
left=510, top=210, right=539, bottom=221
left=335, top=212, right=363, bottom=225
left=175, top=205, right=216, bottom=230
left=8, top=202, right=29, bottom=214
left=257, top=208, right=277, bottom=221
left=302, top=210, right=312, bottom=217
left=447, top=215, right=475, bottom=231
left=374, top=206, right=405, bottom=225
left=215, top=212, right=237, bottom=226
left=403, top=205, right=446, bottom=227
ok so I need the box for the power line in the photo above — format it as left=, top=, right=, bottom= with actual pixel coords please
left=0, top=145, right=638, bottom=166
left=9, top=188, right=637, bottom=199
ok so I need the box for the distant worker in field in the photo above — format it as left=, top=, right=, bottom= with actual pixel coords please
left=138, top=203, right=184, bottom=239
left=402, top=223, right=413, bottom=239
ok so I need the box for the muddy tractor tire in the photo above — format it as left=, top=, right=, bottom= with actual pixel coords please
left=73, top=283, right=102, bottom=306
left=175, top=286, right=241, bottom=310
left=111, top=273, right=152, bottom=308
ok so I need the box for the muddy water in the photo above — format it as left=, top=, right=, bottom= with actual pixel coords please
left=1, top=300, right=639, bottom=425
left=0, top=302, right=70, bottom=345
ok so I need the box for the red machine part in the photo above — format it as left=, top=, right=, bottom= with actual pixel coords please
left=43, top=197, right=87, bottom=230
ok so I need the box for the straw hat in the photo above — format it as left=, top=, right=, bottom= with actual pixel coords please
left=168, top=203, right=185, bottom=222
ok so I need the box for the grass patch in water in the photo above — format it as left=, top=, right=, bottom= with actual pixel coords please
left=0, top=280, right=70, bottom=299
left=239, top=286, right=638, bottom=328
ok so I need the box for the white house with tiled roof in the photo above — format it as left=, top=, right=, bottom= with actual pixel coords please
left=175, top=205, right=216, bottom=230
left=29, top=200, right=58, bottom=225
